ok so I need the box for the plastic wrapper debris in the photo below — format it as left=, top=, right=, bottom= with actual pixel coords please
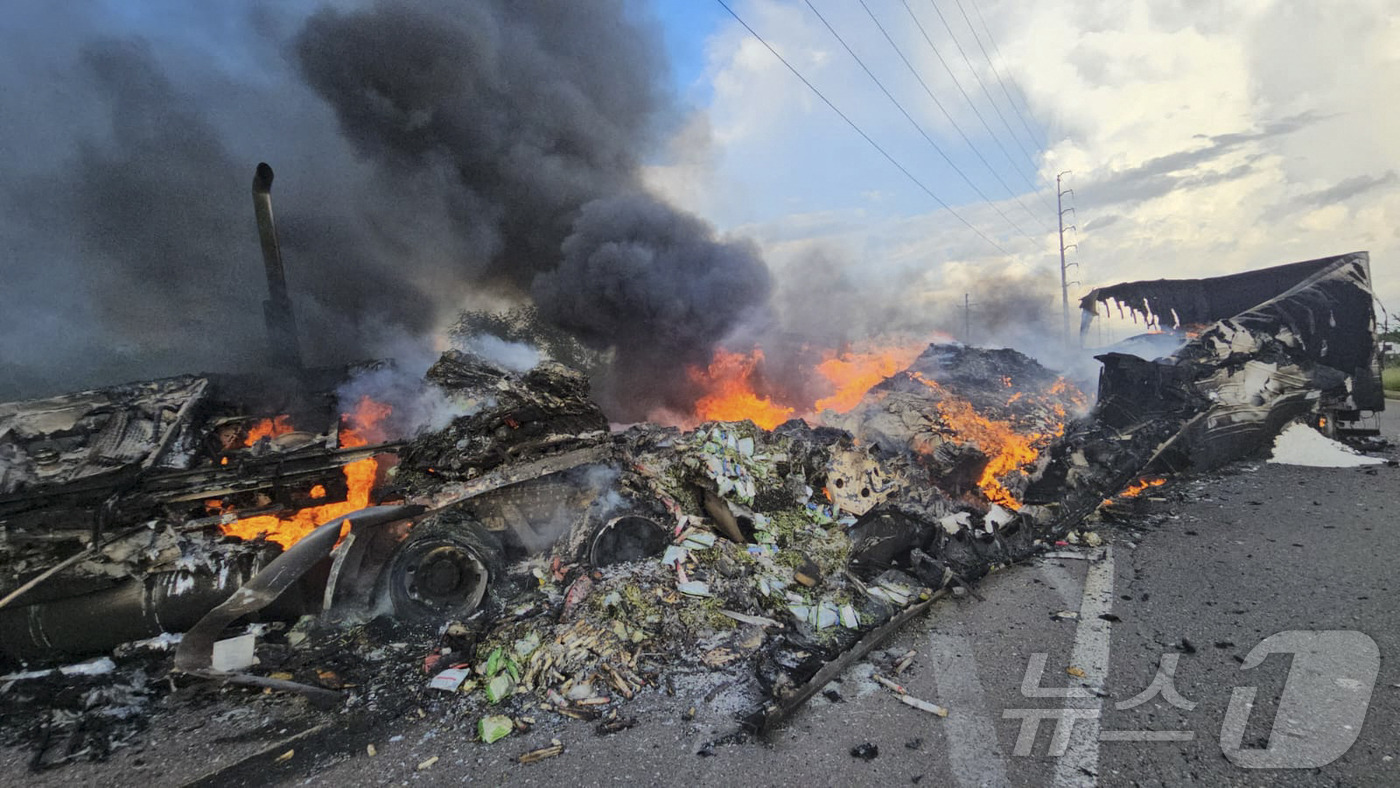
left=429, top=667, right=472, bottom=692
left=479, top=715, right=514, bottom=744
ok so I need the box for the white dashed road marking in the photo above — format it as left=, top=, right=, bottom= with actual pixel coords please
left=929, top=628, right=1013, bottom=788
left=1051, top=546, right=1116, bottom=787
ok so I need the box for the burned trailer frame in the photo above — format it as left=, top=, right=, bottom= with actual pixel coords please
left=0, top=363, right=669, bottom=664
left=1030, top=252, right=1383, bottom=523
left=1079, top=251, right=1385, bottom=434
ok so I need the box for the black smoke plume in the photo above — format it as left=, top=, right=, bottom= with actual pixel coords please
left=0, top=0, right=773, bottom=418
left=534, top=192, right=771, bottom=419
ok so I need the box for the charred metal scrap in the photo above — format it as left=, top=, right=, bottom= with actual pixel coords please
left=0, top=364, right=406, bottom=661
left=1029, top=251, right=1383, bottom=525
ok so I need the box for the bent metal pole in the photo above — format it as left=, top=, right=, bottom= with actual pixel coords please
left=252, top=162, right=304, bottom=371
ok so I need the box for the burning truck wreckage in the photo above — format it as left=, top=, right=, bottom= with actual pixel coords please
left=0, top=168, right=1386, bottom=774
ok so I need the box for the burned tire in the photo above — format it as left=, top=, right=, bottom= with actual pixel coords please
left=383, top=512, right=503, bottom=622
left=589, top=514, right=670, bottom=568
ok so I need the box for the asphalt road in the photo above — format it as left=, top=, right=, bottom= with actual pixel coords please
left=6, top=410, right=1395, bottom=786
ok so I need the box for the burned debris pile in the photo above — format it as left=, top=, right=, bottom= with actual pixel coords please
left=0, top=366, right=401, bottom=662
left=826, top=344, right=1082, bottom=509
left=399, top=351, right=610, bottom=482
left=0, top=341, right=1090, bottom=766
left=0, top=249, right=1384, bottom=770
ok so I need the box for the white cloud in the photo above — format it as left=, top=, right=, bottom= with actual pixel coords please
left=661, top=0, right=1400, bottom=330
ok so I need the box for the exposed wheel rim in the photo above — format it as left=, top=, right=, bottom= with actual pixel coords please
left=590, top=515, right=669, bottom=567
left=392, top=539, right=490, bottom=616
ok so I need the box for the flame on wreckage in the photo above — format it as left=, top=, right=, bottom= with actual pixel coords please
left=0, top=251, right=1382, bottom=753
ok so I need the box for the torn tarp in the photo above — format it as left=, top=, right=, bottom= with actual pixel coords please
left=1077, top=252, right=1360, bottom=334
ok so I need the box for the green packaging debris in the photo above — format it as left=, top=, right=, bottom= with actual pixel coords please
left=479, top=715, right=514, bottom=744
left=485, top=673, right=516, bottom=703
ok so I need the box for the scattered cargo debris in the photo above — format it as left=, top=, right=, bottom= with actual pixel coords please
left=0, top=252, right=1386, bottom=772
left=850, top=742, right=880, bottom=760
left=1268, top=423, right=1386, bottom=467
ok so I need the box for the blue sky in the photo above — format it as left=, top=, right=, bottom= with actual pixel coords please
left=23, top=0, right=1400, bottom=330
left=647, top=0, right=1058, bottom=252
left=654, top=2, right=727, bottom=106
left=5, top=0, right=1396, bottom=399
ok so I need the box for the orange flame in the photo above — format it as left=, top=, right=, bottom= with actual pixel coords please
left=813, top=343, right=927, bottom=413
left=912, top=372, right=1043, bottom=510
left=688, top=340, right=930, bottom=428
left=243, top=415, right=295, bottom=446
left=688, top=349, right=795, bottom=430
left=218, top=397, right=392, bottom=548
left=682, top=339, right=1079, bottom=512
left=1101, top=476, right=1166, bottom=506
left=1119, top=476, right=1166, bottom=498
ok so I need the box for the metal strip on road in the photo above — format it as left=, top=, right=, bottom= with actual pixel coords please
left=929, top=629, right=1013, bottom=788
left=1051, top=546, right=1116, bottom=787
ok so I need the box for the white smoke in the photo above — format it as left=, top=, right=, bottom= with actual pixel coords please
left=460, top=334, right=541, bottom=373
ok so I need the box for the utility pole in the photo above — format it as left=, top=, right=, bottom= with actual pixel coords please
left=1056, top=171, right=1078, bottom=348
left=958, top=292, right=976, bottom=345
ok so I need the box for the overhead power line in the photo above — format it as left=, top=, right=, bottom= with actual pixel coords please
left=857, top=0, right=1049, bottom=238
left=955, top=0, right=1044, bottom=152
left=965, top=0, right=1046, bottom=149
left=800, top=0, right=1039, bottom=249
left=896, top=0, right=1050, bottom=232
left=712, top=0, right=1012, bottom=256
left=1057, top=170, right=1080, bottom=346
left=925, top=0, right=1054, bottom=213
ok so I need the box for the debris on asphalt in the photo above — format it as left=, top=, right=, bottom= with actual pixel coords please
left=210, top=634, right=256, bottom=673
left=850, top=742, right=880, bottom=760
left=873, top=674, right=907, bottom=694
left=429, top=666, right=472, bottom=692
left=478, top=716, right=514, bottom=744
left=0, top=251, right=1387, bottom=774
left=1269, top=423, right=1385, bottom=467
left=893, top=650, right=916, bottom=674
left=518, top=739, right=564, bottom=764
left=595, top=710, right=637, bottom=735
left=898, top=694, right=949, bottom=717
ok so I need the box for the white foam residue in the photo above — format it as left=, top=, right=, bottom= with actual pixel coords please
left=1268, top=423, right=1385, bottom=468
left=171, top=572, right=196, bottom=595
left=1, top=656, right=116, bottom=682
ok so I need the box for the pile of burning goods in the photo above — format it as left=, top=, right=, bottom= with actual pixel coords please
left=0, top=239, right=1383, bottom=770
